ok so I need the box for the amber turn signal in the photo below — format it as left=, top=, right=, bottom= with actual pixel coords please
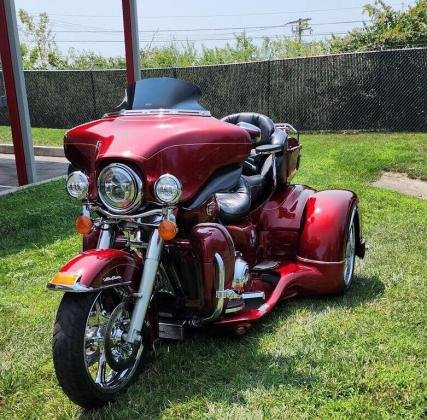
left=50, top=272, right=80, bottom=287
left=75, top=215, right=93, bottom=234
left=159, top=220, right=177, bottom=240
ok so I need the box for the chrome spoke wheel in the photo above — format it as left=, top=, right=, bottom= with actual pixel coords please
left=343, top=209, right=357, bottom=287
left=83, top=290, right=144, bottom=391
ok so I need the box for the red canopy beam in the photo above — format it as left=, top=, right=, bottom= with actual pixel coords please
left=122, top=0, right=141, bottom=85
left=0, top=0, right=36, bottom=185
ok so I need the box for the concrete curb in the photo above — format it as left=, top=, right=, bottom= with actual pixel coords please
left=0, top=175, right=66, bottom=197
left=0, top=143, right=64, bottom=157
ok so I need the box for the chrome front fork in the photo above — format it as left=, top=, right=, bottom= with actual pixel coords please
left=125, top=229, right=164, bottom=344
left=95, top=216, right=164, bottom=344
left=97, top=223, right=113, bottom=249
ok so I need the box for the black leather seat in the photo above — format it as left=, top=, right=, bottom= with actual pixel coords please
left=216, top=163, right=272, bottom=224
left=242, top=174, right=268, bottom=207
left=216, top=113, right=286, bottom=224
left=222, top=112, right=287, bottom=147
left=216, top=178, right=251, bottom=224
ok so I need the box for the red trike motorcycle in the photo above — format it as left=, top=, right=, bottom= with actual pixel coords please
left=48, top=78, right=365, bottom=408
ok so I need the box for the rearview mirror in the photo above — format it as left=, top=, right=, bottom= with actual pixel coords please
left=255, top=144, right=283, bottom=155
left=237, top=122, right=261, bottom=143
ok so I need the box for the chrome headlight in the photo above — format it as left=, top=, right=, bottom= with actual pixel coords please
left=66, top=171, right=89, bottom=200
left=154, top=174, right=182, bottom=204
left=97, top=163, right=142, bottom=213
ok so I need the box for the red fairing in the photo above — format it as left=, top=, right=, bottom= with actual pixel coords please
left=190, top=223, right=235, bottom=315
left=59, top=249, right=141, bottom=290
left=64, top=115, right=252, bottom=202
left=298, top=190, right=358, bottom=262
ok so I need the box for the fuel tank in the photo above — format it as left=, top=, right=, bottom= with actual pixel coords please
left=64, top=114, right=251, bottom=202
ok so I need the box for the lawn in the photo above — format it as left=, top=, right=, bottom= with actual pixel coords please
left=0, top=132, right=426, bottom=419
left=0, top=125, right=66, bottom=147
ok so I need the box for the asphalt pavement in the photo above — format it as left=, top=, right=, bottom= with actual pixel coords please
left=0, top=154, right=69, bottom=195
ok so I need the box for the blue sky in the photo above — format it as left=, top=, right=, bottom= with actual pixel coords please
left=15, top=0, right=413, bottom=57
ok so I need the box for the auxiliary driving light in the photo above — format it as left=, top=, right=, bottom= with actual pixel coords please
left=154, top=174, right=182, bottom=204
left=66, top=171, right=89, bottom=200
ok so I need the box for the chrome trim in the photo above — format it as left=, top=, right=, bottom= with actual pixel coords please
left=242, top=291, right=265, bottom=300
left=125, top=229, right=164, bottom=344
left=272, top=154, right=277, bottom=189
left=225, top=303, right=244, bottom=314
left=82, top=202, right=90, bottom=217
left=202, top=253, right=226, bottom=323
left=97, top=223, right=112, bottom=249
left=287, top=145, right=302, bottom=152
left=90, top=205, right=162, bottom=221
left=103, top=109, right=211, bottom=118
left=158, top=320, right=186, bottom=340
left=216, top=289, right=240, bottom=300
left=47, top=281, right=131, bottom=293
left=232, top=255, right=250, bottom=290
left=296, top=256, right=345, bottom=265
left=97, top=163, right=143, bottom=214
left=237, top=121, right=262, bottom=143
left=275, top=123, right=298, bottom=134
left=154, top=174, right=183, bottom=205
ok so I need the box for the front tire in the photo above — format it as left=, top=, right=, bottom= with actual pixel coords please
left=52, top=288, right=147, bottom=409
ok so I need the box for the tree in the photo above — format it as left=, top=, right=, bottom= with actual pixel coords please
left=18, top=9, right=65, bottom=69
left=331, top=0, right=427, bottom=52
left=66, top=48, right=125, bottom=70
left=140, top=42, right=197, bottom=68
left=260, top=37, right=328, bottom=59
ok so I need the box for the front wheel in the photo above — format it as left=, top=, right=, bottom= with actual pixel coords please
left=52, top=288, right=147, bottom=409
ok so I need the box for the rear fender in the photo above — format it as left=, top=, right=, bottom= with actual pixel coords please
left=298, top=190, right=364, bottom=263
left=254, top=184, right=315, bottom=260
left=48, top=249, right=141, bottom=293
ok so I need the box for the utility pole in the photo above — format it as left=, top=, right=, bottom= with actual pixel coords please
left=288, top=18, right=312, bottom=42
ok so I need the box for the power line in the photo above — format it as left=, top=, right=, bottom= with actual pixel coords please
left=52, top=24, right=288, bottom=33
left=26, top=4, right=403, bottom=19
left=53, top=32, right=351, bottom=44
left=49, top=20, right=366, bottom=34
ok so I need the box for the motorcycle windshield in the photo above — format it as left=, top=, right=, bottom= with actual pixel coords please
left=118, top=77, right=206, bottom=111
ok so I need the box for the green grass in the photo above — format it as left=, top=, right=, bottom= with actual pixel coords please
left=0, top=132, right=426, bottom=419
left=0, top=125, right=66, bottom=147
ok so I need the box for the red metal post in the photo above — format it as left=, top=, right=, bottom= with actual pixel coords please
left=0, top=0, right=36, bottom=185
left=122, top=0, right=141, bottom=86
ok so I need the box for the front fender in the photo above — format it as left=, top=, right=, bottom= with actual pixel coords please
left=298, top=189, right=363, bottom=262
left=48, top=249, right=141, bottom=292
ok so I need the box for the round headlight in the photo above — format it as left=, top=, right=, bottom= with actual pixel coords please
left=97, top=163, right=142, bottom=213
left=154, top=174, right=182, bottom=204
left=66, top=171, right=89, bottom=200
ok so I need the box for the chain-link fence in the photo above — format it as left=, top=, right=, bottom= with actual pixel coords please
left=1, top=48, right=426, bottom=131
